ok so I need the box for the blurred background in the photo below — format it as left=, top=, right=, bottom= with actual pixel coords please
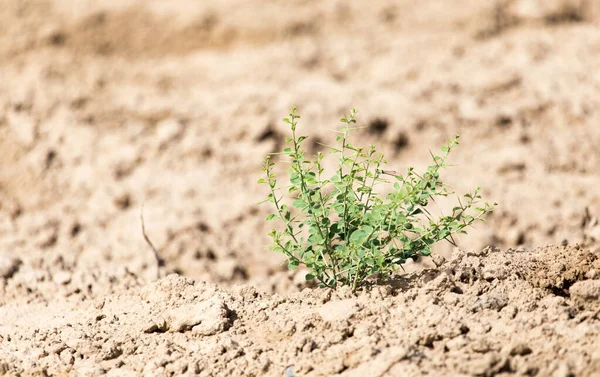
left=1, top=0, right=599, bottom=297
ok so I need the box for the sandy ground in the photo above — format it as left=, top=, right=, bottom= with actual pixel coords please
left=1, top=0, right=600, bottom=375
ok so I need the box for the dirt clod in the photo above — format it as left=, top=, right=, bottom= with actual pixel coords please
left=166, top=297, right=230, bottom=334
left=0, top=254, right=21, bottom=279
left=569, top=279, right=600, bottom=301
left=318, top=299, right=359, bottom=323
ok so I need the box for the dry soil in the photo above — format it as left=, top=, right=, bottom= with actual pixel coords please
left=1, top=0, right=600, bottom=376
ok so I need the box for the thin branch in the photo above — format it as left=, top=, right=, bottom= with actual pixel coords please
left=140, top=205, right=164, bottom=280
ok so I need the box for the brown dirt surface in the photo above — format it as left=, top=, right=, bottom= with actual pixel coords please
left=1, top=0, right=600, bottom=376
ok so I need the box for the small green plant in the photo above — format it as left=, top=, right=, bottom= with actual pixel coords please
left=259, top=108, right=495, bottom=291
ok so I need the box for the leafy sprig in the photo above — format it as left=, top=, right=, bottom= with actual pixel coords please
left=259, top=107, right=496, bottom=291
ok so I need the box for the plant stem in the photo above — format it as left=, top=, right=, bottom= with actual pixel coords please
left=362, top=157, right=383, bottom=216
left=290, top=120, right=335, bottom=286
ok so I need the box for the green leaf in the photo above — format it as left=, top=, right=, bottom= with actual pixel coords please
left=290, top=173, right=301, bottom=185
left=329, top=222, right=342, bottom=236
left=288, top=259, right=299, bottom=270
left=292, top=199, right=307, bottom=208
left=350, top=227, right=372, bottom=244
left=266, top=214, right=277, bottom=221
left=410, top=208, right=422, bottom=216
left=298, top=136, right=308, bottom=143
left=305, top=273, right=315, bottom=280
left=309, top=233, right=325, bottom=244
